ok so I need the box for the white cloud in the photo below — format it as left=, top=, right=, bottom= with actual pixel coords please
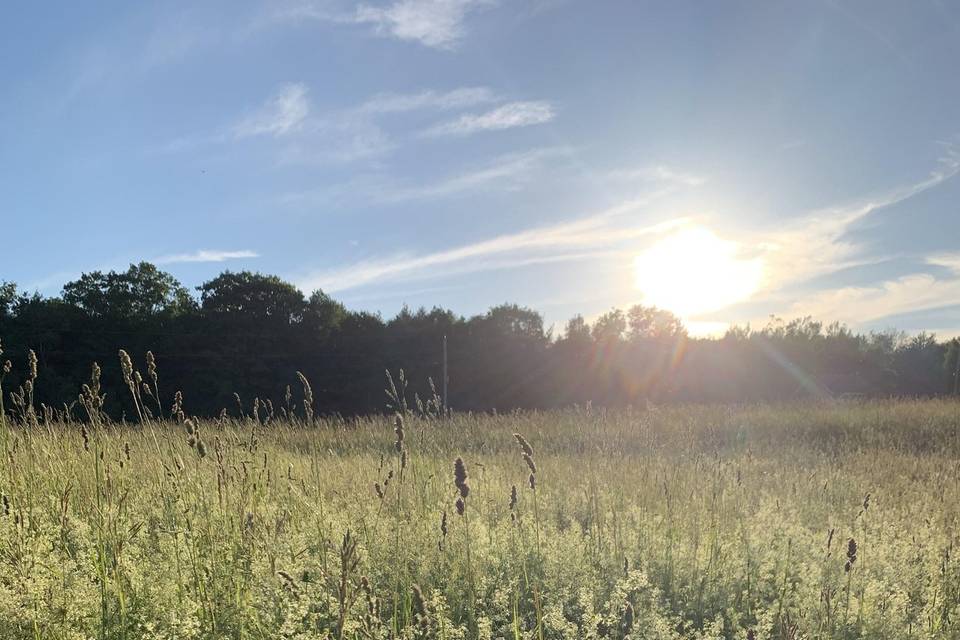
left=732, top=143, right=960, bottom=328
left=278, top=147, right=564, bottom=207
left=233, top=83, right=310, bottom=139
left=163, top=83, right=543, bottom=164
left=295, top=195, right=686, bottom=293
left=155, top=250, right=260, bottom=265
left=928, top=253, right=960, bottom=273
left=607, top=165, right=706, bottom=187
left=352, top=0, right=492, bottom=49
left=784, top=274, right=960, bottom=327
left=377, top=148, right=559, bottom=201
left=754, top=143, right=960, bottom=293
left=424, top=101, right=555, bottom=136
left=357, top=86, right=496, bottom=114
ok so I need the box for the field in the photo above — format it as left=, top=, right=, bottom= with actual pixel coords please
left=2, top=400, right=960, bottom=639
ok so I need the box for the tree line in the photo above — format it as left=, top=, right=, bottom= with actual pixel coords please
left=1, top=262, right=958, bottom=420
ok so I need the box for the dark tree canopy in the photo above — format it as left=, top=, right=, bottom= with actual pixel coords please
left=198, top=271, right=306, bottom=323
left=62, top=262, right=193, bottom=320
left=1, top=261, right=958, bottom=420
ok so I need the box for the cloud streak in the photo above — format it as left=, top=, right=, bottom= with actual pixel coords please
left=423, top=101, right=555, bottom=136
left=163, top=83, right=551, bottom=165
left=155, top=250, right=260, bottom=265
left=296, top=191, right=686, bottom=292
left=754, top=143, right=960, bottom=293
left=233, top=83, right=310, bottom=139
left=735, top=142, right=960, bottom=329
left=357, top=86, right=497, bottom=114
left=351, top=0, right=493, bottom=49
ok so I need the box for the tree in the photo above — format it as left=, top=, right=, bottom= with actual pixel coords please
left=481, top=304, right=546, bottom=341
left=591, top=309, right=626, bottom=343
left=62, top=262, right=193, bottom=320
left=563, top=315, right=591, bottom=343
left=627, top=305, right=686, bottom=341
left=0, top=282, right=16, bottom=318
left=199, top=271, right=305, bottom=324
left=304, top=290, right=348, bottom=336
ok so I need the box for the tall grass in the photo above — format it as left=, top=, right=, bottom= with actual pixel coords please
left=0, top=387, right=959, bottom=637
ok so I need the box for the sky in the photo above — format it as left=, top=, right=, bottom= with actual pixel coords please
left=2, top=0, right=960, bottom=337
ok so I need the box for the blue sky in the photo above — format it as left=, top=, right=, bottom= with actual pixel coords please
left=2, top=0, right=959, bottom=336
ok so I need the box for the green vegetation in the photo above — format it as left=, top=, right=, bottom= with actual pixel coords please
left=2, top=395, right=959, bottom=639
left=2, top=264, right=959, bottom=419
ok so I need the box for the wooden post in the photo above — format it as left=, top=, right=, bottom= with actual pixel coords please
left=442, top=334, right=449, bottom=417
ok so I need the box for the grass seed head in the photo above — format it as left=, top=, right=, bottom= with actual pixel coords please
left=27, top=349, right=37, bottom=380
left=622, top=602, right=634, bottom=634
left=453, top=457, right=469, bottom=499
left=523, top=453, right=537, bottom=474
left=513, top=433, right=533, bottom=457
left=845, top=537, right=858, bottom=571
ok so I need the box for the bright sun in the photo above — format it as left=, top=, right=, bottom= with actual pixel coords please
left=633, top=227, right=763, bottom=318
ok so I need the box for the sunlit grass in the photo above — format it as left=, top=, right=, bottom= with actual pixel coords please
left=1, top=400, right=959, bottom=638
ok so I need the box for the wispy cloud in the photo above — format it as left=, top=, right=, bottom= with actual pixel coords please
left=162, top=83, right=551, bottom=165
left=357, top=86, right=496, bottom=114
left=295, top=192, right=686, bottom=292
left=233, top=83, right=310, bottom=139
left=606, top=165, right=706, bottom=187
left=155, top=250, right=260, bottom=265
left=755, top=143, right=960, bottom=293
left=927, top=253, right=960, bottom=273
left=744, top=143, right=960, bottom=327
left=783, top=273, right=960, bottom=327
left=378, top=148, right=560, bottom=201
left=351, top=0, right=493, bottom=49
left=278, top=147, right=563, bottom=208
left=423, top=100, right=555, bottom=136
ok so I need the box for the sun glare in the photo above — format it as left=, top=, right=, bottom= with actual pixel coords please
left=633, top=227, right=763, bottom=318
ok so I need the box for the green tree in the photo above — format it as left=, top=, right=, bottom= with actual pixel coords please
left=62, top=262, right=193, bottom=320
left=563, top=314, right=591, bottom=343
left=626, top=305, right=686, bottom=341
left=304, top=290, right=348, bottom=336
left=0, top=281, right=17, bottom=318
left=198, top=271, right=305, bottom=324
left=591, top=309, right=626, bottom=343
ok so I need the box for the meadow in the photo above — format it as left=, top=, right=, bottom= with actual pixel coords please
left=2, top=396, right=960, bottom=639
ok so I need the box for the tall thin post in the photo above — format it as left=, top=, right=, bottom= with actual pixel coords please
left=442, top=334, right=449, bottom=417
left=954, top=342, right=960, bottom=396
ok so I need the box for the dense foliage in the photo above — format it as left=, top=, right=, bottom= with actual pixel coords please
left=0, top=263, right=958, bottom=419
left=2, top=402, right=960, bottom=638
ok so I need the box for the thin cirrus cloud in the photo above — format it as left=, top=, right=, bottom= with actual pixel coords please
left=354, top=0, right=492, bottom=49
left=277, top=148, right=562, bottom=208
left=233, top=82, right=310, bottom=139
left=154, top=250, right=260, bottom=265
left=379, top=148, right=558, bottom=202
left=754, top=142, right=960, bottom=294
left=726, top=143, right=960, bottom=328
left=278, top=0, right=495, bottom=50
left=927, top=253, right=960, bottom=273
left=422, top=100, right=556, bottom=137
left=356, top=86, right=497, bottom=114
left=161, top=83, right=551, bottom=164
left=295, top=182, right=689, bottom=294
